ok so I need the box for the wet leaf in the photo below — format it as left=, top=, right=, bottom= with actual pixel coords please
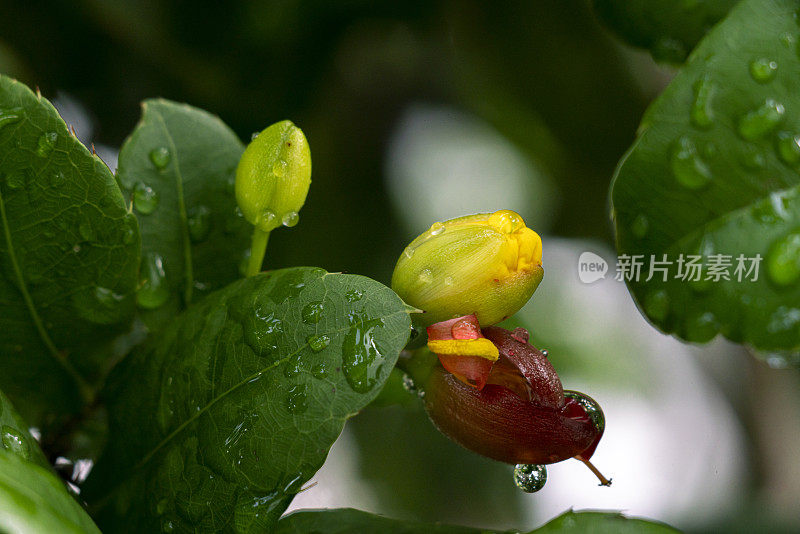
left=118, top=99, right=248, bottom=330
left=84, top=267, right=410, bottom=532
left=611, top=0, right=800, bottom=352
left=0, top=75, right=140, bottom=424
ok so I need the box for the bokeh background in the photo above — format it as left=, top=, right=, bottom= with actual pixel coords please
left=2, top=1, right=799, bottom=532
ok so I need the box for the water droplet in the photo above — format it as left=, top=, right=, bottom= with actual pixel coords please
left=780, top=32, right=796, bottom=48
left=345, top=290, right=363, bottom=302
left=284, top=355, right=302, bottom=377
left=670, top=136, right=712, bottom=189
left=767, top=230, right=800, bottom=286
left=282, top=211, right=299, bottom=227
left=513, top=464, right=547, bottom=493
left=311, top=362, right=329, bottom=379
left=403, top=246, right=415, bottom=259
left=429, top=222, right=445, bottom=236
left=1, top=426, right=30, bottom=460
left=0, top=107, right=23, bottom=129
left=258, top=209, right=277, bottom=230
left=308, top=334, right=331, bottom=352
left=776, top=132, right=800, bottom=166
left=644, top=289, right=669, bottom=321
left=342, top=316, right=385, bottom=393
left=273, top=160, right=287, bottom=177
left=563, top=391, right=605, bottom=433
left=78, top=220, right=95, bottom=242
left=133, top=182, right=159, bottom=214
left=36, top=132, right=57, bottom=157
left=49, top=171, right=66, bottom=187
left=94, top=286, right=125, bottom=308
left=302, top=302, right=324, bottom=324
left=137, top=252, right=169, bottom=309
left=149, top=147, right=171, bottom=169
left=690, top=75, right=714, bottom=129
left=418, top=268, right=433, bottom=284
left=244, top=306, right=283, bottom=357
left=631, top=214, right=649, bottom=238
left=738, top=99, right=785, bottom=140
left=187, top=205, right=211, bottom=243
left=749, top=58, right=778, bottom=83
left=251, top=132, right=260, bottom=141
left=685, top=311, right=720, bottom=342
left=444, top=276, right=454, bottom=286
left=286, top=385, right=308, bottom=414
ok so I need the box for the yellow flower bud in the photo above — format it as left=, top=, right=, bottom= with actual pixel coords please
left=235, top=120, right=311, bottom=232
left=391, top=210, right=543, bottom=327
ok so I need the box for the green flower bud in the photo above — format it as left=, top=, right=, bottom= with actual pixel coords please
left=391, top=210, right=544, bottom=327
left=235, top=120, right=311, bottom=232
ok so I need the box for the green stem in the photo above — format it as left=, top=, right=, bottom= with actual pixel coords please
left=246, top=228, right=271, bottom=277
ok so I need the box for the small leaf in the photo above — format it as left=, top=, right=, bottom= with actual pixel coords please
left=0, top=388, right=101, bottom=533
left=593, top=0, right=739, bottom=63
left=611, top=0, right=800, bottom=352
left=118, top=99, right=248, bottom=329
left=275, top=508, right=680, bottom=533
left=84, top=268, right=410, bottom=532
left=0, top=75, right=140, bottom=424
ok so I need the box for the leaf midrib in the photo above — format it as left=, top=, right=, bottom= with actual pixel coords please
left=151, top=106, right=194, bottom=306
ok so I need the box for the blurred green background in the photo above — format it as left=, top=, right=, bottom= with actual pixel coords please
left=1, top=0, right=798, bottom=532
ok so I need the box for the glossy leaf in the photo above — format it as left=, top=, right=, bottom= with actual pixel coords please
left=0, top=388, right=101, bottom=533
left=611, top=0, right=800, bottom=352
left=118, top=98, right=248, bottom=329
left=84, top=267, right=411, bottom=532
left=0, top=75, right=140, bottom=424
left=0, top=388, right=49, bottom=469
left=593, top=0, right=738, bottom=63
left=275, top=508, right=680, bottom=533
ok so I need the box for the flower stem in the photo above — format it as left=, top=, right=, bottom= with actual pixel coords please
left=577, top=456, right=612, bottom=486
left=246, top=228, right=271, bottom=277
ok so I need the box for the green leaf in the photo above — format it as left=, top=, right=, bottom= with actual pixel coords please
left=0, top=388, right=49, bottom=469
left=611, top=0, right=800, bottom=352
left=0, top=388, right=101, bottom=533
left=118, top=98, right=248, bottom=330
left=0, top=450, right=102, bottom=534
left=593, top=0, right=739, bottom=63
left=84, top=267, right=411, bottom=532
left=275, top=509, right=680, bottom=533
left=0, top=75, right=140, bottom=424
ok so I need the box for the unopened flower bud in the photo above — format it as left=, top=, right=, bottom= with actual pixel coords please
left=391, top=210, right=543, bottom=327
left=235, top=120, right=311, bottom=232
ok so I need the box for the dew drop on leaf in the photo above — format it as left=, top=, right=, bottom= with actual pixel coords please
left=187, top=205, right=211, bottom=243
left=0, top=107, right=22, bottom=129
left=749, top=58, right=778, bottom=83
left=429, top=222, right=445, bottom=236
left=286, top=385, right=308, bottom=414
left=308, top=334, right=331, bottom=352
left=776, top=132, right=800, bottom=166
left=258, top=209, right=276, bottom=231
left=149, top=147, right=171, bottom=169
left=282, top=211, right=299, bottom=227
left=1, top=425, right=31, bottom=460
left=418, top=268, right=433, bottom=284
left=631, top=214, right=649, bottom=238
left=513, top=464, right=547, bottom=493
left=133, top=182, right=159, bottom=214
left=670, top=136, right=712, bottom=189
left=35, top=131, right=57, bottom=157
left=690, top=75, right=714, bottom=129
left=311, top=362, right=329, bottom=379
left=302, top=301, right=324, bottom=324
left=403, top=246, right=415, bottom=259
left=137, top=252, right=169, bottom=309
left=341, top=316, right=385, bottom=393
left=738, top=99, right=785, bottom=140
left=767, top=229, right=800, bottom=286
left=644, top=288, right=670, bottom=321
